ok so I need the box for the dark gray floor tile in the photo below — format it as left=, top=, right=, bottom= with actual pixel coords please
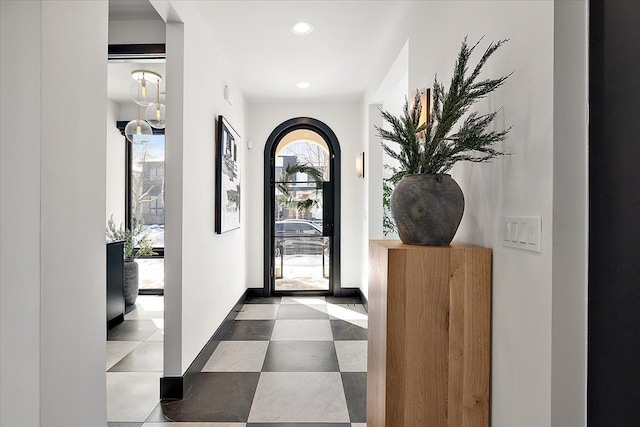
left=107, top=319, right=158, bottom=341
left=330, top=320, right=368, bottom=341
left=262, top=341, right=339, bottom=372
left=246, top=296, right=282, bottom=304
left=145, top=403, right=171, bottom=422
left=223, top=320, right=275, bottom=341
left=160, top=372, right=260, bottom=422
left=108, top=341, right=163, bottom=372
left=247, top=424, right=350, bottom=427
left=277, top=303, right=329, bottom=319
left=341, top=372, right=367, bottom=423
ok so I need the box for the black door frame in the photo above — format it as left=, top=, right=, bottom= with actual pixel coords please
left=588, top=1, right=640, bottom=424
left=263, top=117, right=341, bottom=297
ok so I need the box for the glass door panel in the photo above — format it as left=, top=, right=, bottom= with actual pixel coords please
left=274, top=181, right=329, bottom=291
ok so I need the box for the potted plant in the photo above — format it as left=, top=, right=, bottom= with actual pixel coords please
left=377, top=37, right=512, bottom=245
left=106, top=215, right=157, bottom=305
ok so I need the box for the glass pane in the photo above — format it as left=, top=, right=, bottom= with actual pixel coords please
left=136, top=258, right=164, bottom=290
left=274, top=181, right=328, bottom=291
left=131, top=135, right=165, bottom=248
left=273, top=135, right=331, bottom=292
left=274, top=235, right=329, bottom=291
left=274, top=181, right=323, bottom=222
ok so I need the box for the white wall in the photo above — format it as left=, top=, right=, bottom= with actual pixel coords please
left=363, top=1, right=586, bottom=426
left=367, top=41, right=408, bottom=246
left=107, top=99, right=126, bottom=226
left=377, top=71, right=407, bottom=242
left=40, top=1, right=109, bottom=425
left=1, top=2, right=42, bottom=425
left=162, top=1, right=248, bottom=375
left=551, top=1, right=588, bottom=426
left=1, top=1, right=109, bottom=426
left=406, top=5, right=555, bottom=423
left=246, top=102, right=365, bottom=290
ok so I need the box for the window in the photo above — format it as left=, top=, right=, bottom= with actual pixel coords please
left=130, top=134, right=165, bottom=249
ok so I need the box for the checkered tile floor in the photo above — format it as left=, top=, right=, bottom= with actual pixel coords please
left=108, top=295, right=368, bottom=427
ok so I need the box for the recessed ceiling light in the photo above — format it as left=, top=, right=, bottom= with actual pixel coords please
left=291, top=21, right=313, bottom=35
left=296, top=82, right=310, bottom=89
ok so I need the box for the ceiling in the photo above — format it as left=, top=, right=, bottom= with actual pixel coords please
left=108, top=61, right=166, bottom=104
left=108, top=0, right=409, bottom=103
left=109, top=0, right=160, bottom=21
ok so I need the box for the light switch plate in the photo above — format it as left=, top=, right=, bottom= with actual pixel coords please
left=502, top=216, right=541, bottom=253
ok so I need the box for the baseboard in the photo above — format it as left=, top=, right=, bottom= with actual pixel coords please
left=357, top=288, right=368, bottom=312
left=160, top=289, right=247, bottom=400
left=246, top=287, right=267, bottom=298
left=107, top=313, right=124, bottom=329
left=159, top=376, right=184, bottom=400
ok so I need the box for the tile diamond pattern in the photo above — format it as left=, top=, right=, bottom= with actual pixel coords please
left=109, top=295, right=368, bottom=426
left=176, top=297, right=367, bottom=424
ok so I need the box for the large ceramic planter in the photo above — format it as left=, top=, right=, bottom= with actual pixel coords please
left=123, top=259, right=139, bottom=306
left=391, top=174, right=464, bottom=245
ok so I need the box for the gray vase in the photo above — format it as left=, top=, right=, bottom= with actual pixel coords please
left=391, top=174, right=464, bottom=245
left=123, top=259, right=139, bottom=306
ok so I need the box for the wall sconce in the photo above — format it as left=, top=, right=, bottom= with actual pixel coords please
left=356, top=152, right=365, bottom=178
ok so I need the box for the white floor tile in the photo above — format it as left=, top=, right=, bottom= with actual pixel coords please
left=235, top=304, right=279, bottom=320
left=106, top=341, right=140, bottom=370
left=281, top=296, right=326, bottom=305
left=125, top=309, right=164, bottom=320
left=107, top=372, right=161, bottom=422
left=271, top=319, right=333, bottom=341
left=145, top=329, right=164, bottom=342
left=248, top=372, right=350, bottom=422
left=151, top=318, right=164, bottom=329
left=335, top=341, right=368, bottom=372
left=202, top=341, right=269, bottom=372
left=352, top=424, right=367, bottom=427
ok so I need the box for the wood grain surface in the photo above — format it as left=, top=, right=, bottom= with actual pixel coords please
left=367, top=241, right=491, bottom=427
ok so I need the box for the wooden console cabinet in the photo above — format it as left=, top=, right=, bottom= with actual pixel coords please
left=367, top=241, right=491, bottom=427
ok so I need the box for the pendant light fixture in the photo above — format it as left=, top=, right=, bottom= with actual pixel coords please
left=124, top=69, right=163, bottom=143
left=130, top=70, right=160, bottom=106
left=124, top=104, right=153, bottom=144
left=145, top=74, right=166, bottom=129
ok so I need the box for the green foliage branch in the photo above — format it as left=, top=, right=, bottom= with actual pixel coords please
left=377, top=37, right=512, bottom=185
left=277, top=162, right=325, bottom=213
left=107, top=215, right=158, bottom=259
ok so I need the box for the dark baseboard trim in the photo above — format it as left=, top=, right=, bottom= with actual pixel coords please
left=357, top=288, right=368, bottom=312
left=246, top=287, right=268, bottom=298
left=159, top=376, right=183, bottom=400
left=248, top=286, right=366, bottom=307
left=337, top=287, right=360, bottom=298
left=107, top=313, right=124, bottom=329
left=160, top=289, right=248, bottom=400
left=139, top=288, right=164, bottom=296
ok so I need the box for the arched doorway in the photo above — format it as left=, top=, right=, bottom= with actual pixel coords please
left=264, top=117, right=341, bottom=296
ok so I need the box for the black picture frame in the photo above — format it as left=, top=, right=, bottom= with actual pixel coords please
left=215, top=115, right=241, bottom=233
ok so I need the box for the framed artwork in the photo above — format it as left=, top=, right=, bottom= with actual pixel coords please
left=215, top=115, right=241, bottom=233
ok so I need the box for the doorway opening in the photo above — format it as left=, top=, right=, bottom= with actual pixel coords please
left=264, top=118, right=341, bottom=296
